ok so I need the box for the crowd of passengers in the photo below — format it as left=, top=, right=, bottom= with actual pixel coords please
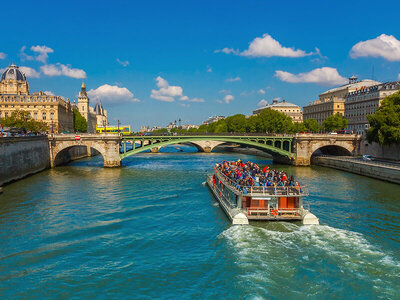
left=214, top=160, right=302, bottom=192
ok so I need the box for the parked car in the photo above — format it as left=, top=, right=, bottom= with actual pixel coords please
left=362, top=155, right=373, bottom=161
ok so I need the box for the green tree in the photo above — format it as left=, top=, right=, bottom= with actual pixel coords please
left=304, top=118, right=320, bottom=133
left=256, top=109, right=294, bottom=133
left=225, top=114, right=247, bottom=133
left=292, top=122, right=307, bottom=133
left=152, top=128, right=169, bottom=135
left=213, top=119, right=228, bottom=133
left=367, top=91, right=400, bottom=145
left=73, top=108, right=87, bottom=132
left=0, top=110, right=48, bottom=133
left=322, top=113, right=348, bottom=132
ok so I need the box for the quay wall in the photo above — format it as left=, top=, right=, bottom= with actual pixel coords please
left=0, top=137, right=98, bottom=186
left=0, top=136, right=51, bottom=186
left=312, top=156, right=400, bottom=185
left=360, top=139, right=400, bottom=161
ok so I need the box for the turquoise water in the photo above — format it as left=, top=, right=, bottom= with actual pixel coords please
left=1, top=146, right=400, bottom=299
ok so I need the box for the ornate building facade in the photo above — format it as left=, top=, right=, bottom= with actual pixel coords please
left=345, top=81, right=400, bottom=134
left=303, top=77, right=381, bottom=126
left=0, top=62, right=107, bottom=133
left=253, top=98, right=303, bottom=123
left=0, top=63, right=74, bottom=133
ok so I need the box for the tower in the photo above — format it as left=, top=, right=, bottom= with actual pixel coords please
left=78, top=81, right=89, bottom=120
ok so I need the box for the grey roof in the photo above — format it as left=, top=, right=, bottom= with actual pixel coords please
left=1, top=63, right=27, bottom=82
left=94, top=101, right=101, bottom=115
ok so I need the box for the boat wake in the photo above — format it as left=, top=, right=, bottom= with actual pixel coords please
left=218, top=223, right=400, bottom=298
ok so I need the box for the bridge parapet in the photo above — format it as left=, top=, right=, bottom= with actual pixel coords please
left=49, top=134, right=122, bottom=167
left=292, top=134, right=362, bottom=166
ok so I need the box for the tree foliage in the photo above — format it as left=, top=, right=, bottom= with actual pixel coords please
left=0, top=110, right=48, bottom=133
left=322, top=113, right=348, bottom=132
left=367, top=91, right=400, bottom=145
left=304, top=118, right=320, bottom=133
left=73, top=108, right=87, bottom=132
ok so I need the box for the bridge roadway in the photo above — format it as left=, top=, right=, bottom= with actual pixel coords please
left=48, top=134, right=362, bottom=167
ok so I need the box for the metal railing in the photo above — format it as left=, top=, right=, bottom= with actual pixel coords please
left=315, top=155, right=400, bottom=170
left=215, top=170, right=309, bottom=197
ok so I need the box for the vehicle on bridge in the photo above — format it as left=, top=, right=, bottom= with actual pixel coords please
left=206, top=161, right=319, bottom=225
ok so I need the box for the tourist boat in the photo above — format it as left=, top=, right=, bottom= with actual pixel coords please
left=206, top=165, right=319, bottom=225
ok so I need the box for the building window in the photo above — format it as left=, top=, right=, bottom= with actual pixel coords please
left=34, top=113, right=38, bottom=120
left=50, top=112, right=54, bottom=120
left=82, top=106, right=84, bottom=111
left=42, top=112, right=46, bottom=120
left=5, top=112, right=8, bottom=118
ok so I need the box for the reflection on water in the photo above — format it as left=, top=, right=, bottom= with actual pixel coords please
left=0, top=146, right=399, bottom=298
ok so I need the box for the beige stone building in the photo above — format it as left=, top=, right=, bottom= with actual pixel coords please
left=0, top=63, right=74, bottom=133
left=76, top=81, right=107, bottom=132
left=303, top=77, right=381, bottom=125
left=345, top=81, right=400, bottom=134
left=253, top=98, right=303, bottom=123
left=0, top=62, right=108, bottom=133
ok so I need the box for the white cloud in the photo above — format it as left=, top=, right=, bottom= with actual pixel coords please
left=217, top=34, right=311, bottom=58
left=44, top=91, right=54, bottom=96
left=41, top=63, right=86, bottom=79
left=257, top=99, right=268, bottom=107
left=187, top=97, right=205, bottom=103
left=219, top=89, right=231, bottom=94
left=20, top=45, right=54, bottom=63
left=117, top=58, right=130, bottom=67
left=217, top=94, right=234, bottom=104
left=226, top=76, right=241, bottom=82
left=88, top=84, right=140, bottom=104
left=258, top=89, right=266, bottom=94
left=150, top=76, right=183, bottom=102
left=19, top=66, right=40, bottom=78
left=350, top=34, right=400, bottom=61
left=207, top=65, right=212, bottom=72
left=0, top=52, right=6, bottom=59
left=242, top=34, right=310, bottom=57
left=214, top=48, right=239, bottom=55
left=274, top=67, right=347, bottom=85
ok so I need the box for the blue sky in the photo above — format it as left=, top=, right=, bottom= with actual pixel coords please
left=1, top=0, right=400, bottom=130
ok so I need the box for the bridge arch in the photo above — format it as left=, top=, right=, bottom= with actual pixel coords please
left=120, top=136, right=295, bottom=160
left=311, top=145, right=352, bottom=157
left=52, top=141, right=107, bottom=167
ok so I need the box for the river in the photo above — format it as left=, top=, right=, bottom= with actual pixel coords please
left=1, top=146, right=399, bottom=299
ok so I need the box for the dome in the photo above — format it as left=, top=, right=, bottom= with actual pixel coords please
left=1, top=62, right=27, bottom=82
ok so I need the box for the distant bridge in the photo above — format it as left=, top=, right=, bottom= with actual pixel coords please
left=48, top=134, right=362, bottom=167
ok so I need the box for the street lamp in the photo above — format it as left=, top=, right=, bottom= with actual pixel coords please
left=118, top=119, right=120, bottom=136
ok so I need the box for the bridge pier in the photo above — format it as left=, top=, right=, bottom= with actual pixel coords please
left=150, top=147, right=159, bottom=153
left=190, top=141, right=224, bottom=153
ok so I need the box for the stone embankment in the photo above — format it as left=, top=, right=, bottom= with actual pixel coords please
left=0, top=136, right=95, bottom=186
left=312, top=156, right=400, bottom=184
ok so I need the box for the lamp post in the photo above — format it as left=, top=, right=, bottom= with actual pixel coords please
left=103, top=120, right=107, bottom=135
left=118, top=119, right=120, bottom=136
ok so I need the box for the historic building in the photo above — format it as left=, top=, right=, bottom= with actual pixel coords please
left=253, top=98, right=303, bottom=123
left=303, top=77, right=381, bottom=126
left=0, top=62, right=108, bottom=133
left=0, top=62, right=74, bottom=133
left=77, top=81, right=107, bottom=133
left=345, top=81, right=400, bottom=134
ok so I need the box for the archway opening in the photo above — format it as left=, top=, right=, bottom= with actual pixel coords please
left=54, top=146, right=103, bottom=167
left=311, top=145, right=352, bottom=157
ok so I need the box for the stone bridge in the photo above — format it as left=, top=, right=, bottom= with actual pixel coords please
left=48, top=134, right=362, bottom=167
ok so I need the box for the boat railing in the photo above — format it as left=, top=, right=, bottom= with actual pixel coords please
left=215, top=170, right=309, bottom=197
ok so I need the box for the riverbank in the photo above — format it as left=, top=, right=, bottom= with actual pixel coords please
left=312, top=156, right=400, bottom=185
left=0, top=137, right=98, bottom=187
